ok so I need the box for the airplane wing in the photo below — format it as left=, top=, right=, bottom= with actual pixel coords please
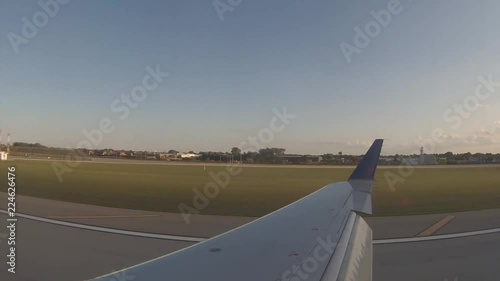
left=91, top=139, right=384, bottom=281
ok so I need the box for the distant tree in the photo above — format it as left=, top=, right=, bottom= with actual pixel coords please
left=231, top=147, right=241, bottom=156
left=322, top=153, right=334, bottom=160
left=243, top=151, right=258, bottom=163
left=167, top=149, right=178, bottom=154
left=258, top=148, right=286, bottom=163
left=12, top=142, right=46, bottom=148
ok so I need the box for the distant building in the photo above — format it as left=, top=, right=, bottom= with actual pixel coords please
left=402, top=157, right=420, bottom=165
left=0, top=152, right=7, bottom=160
left=282, top=154, right=303, bottom=164
left=282, top=154, right=322, bottom=164
left=306, top=155, right=322, bottom=164
left=402, top=147, right=436, bottom=165
left=419, top=154, right=437, bottom=165
left=379, top=157, right=396, bottom=164
left=468, top=156, right=482, bottom=164
left=180, top=153, right=200, bottom=159
left=437, top=157, right=447, bottom=164
left=145, top=154, right=157, bottom=160
left=419, top=146, right=436, bottom=165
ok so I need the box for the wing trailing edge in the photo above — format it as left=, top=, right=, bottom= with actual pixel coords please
left=321, top=213, right=372, bottom=281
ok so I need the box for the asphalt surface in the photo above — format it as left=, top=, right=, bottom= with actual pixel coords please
left=3, top=193, right=500, bottom=239
left=0, top=193, right=254, bottom=238
left=1, top=194, right=500, bottom=281
left=374, top=233, right=500, bottom=281
left=0, top=213, right=193, bottom=281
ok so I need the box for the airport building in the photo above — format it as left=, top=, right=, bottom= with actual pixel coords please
left=0, top=131, right=10, bottom=161
left=420, top=154, right=437, bottom=165
left=180, top=153, right=201, bottom=159
left=282, top=154, right=322, bottom=164
left=402, top=147, right=436, bottom=165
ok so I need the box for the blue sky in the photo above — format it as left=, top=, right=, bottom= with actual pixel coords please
left=1, top=0, right=500, bottom=154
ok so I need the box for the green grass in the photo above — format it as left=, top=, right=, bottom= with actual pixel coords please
left=1, top=160, right=500, bottom=217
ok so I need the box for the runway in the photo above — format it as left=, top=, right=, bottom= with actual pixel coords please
left=1, top=194, right=500, bottom=281
left=2, top=209, right=500, bottom=245
left=12, top=156, right=500, bottom=169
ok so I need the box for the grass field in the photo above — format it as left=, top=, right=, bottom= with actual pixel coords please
left=1, top=160, right=500, bottom=217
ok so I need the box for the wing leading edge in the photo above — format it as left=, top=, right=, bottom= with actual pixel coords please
left=91, top=139, right=384, bottom=281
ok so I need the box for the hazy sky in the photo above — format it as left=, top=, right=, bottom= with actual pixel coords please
left=2, top=0, right=500, bottom=154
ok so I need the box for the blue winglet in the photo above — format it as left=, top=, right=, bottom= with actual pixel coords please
left=348, top=139, right=384, bottom=181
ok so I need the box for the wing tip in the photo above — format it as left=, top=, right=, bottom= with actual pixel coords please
left=348, top=139, right=384, bottom=181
